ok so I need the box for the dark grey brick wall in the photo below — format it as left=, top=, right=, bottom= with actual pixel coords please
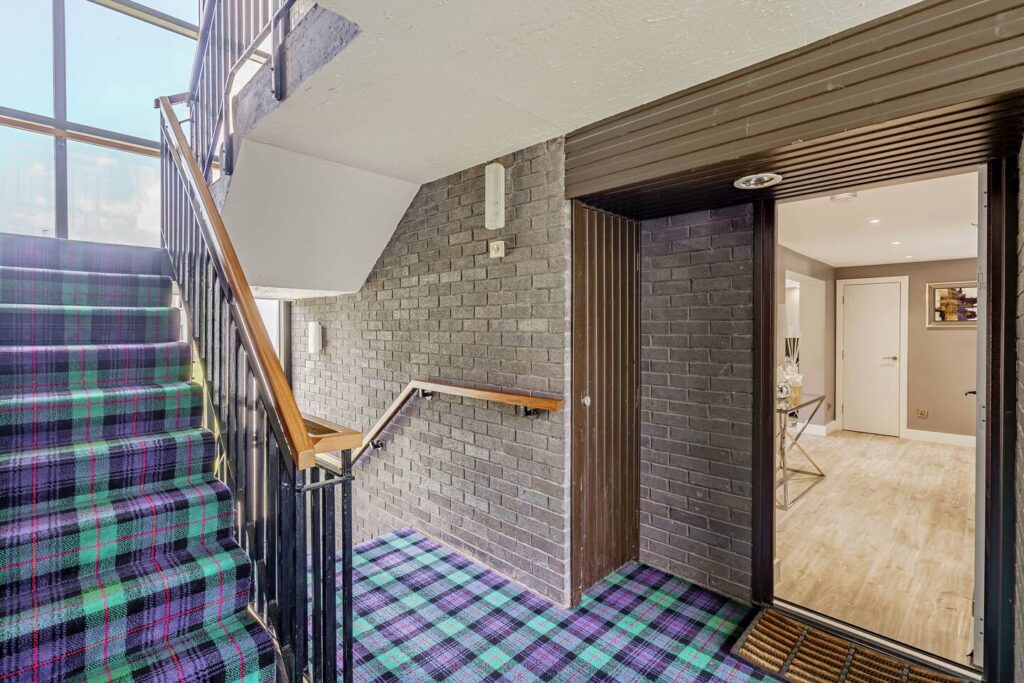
left=638, top=205, right=755, bottom=602
left=291, top=139, right=572, bottom=604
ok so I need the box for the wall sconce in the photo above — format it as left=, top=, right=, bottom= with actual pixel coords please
left=307, top=321, right=323, bottom=354
left=485, top=162, right=505, bottom=230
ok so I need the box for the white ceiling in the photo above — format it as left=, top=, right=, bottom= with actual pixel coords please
left=777, top=171, right=980, bottom=268
left=250, top=0, right=924, bottom=185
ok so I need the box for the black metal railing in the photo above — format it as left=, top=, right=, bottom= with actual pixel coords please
left=158, top=96, right=354, bottom=683
left=189, top=0, right=296, bottom=178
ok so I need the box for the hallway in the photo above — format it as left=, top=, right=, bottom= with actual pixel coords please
left=775, top=431, right=975, bottom=663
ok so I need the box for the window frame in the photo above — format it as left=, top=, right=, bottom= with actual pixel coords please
left=0, top=0, right=196, bottom=239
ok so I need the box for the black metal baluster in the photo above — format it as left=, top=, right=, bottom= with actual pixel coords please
left=341, top=451, right=353, bottom=683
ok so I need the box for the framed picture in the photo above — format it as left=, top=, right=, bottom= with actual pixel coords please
left=926, top=281, right=978, bottom=328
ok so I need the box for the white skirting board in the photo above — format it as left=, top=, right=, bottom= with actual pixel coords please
left=795, top=420, right=839, bottom=437
left=902, top=429, right=975, bottom=448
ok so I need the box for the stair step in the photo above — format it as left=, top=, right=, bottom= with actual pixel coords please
left=0, top=304, right=181, bottom=346
left=0, top=479, right=234, bottom=599
left=0, top=542, right=252, bottom=681
left=0, top=383, right=203, bottom=453
left=0, top=233, right=172, bottom=277
left=0, top=428, right=215, bottom=519
left=0, top=342, right=192, bottom=395
left=0, top=266, right=173, bottom=307
left=92, top=612, right=276, bottom=682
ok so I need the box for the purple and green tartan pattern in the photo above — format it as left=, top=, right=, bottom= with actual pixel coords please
left=0, top=266, right=172, bottom=307
left=0, top=232, right=172, bottom=276
left=0, top=382, right=204, bottom=453
left=0, top=303, right=180, bottom=345
left=0, top=428, right=214, bottom=517
left=0, top=232, right=275, bottom=682
left=0, top=341, right=192, bottom=395
left=345, top=529, right=772, bottom=682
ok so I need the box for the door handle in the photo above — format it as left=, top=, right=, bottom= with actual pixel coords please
left=965, top=390, right=977, bottom=396
left=882, top=356, right=898, bottom=361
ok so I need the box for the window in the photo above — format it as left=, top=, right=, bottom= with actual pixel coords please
left=0, top=127, right=56, bottom=238
left=68, top=141, right=160, bottom=246
left=67, top=0, right=195, bottom=140
left=0, top=2, right=53, bottom=117
left=0, top=0, right=197, bottom=243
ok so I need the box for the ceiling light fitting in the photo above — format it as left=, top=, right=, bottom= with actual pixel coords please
left=733, top=173, right=783, bottom=190
left=869, top=218, right=881, bottom=224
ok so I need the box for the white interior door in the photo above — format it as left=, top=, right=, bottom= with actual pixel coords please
left=842, top=282, right=902, bottom=436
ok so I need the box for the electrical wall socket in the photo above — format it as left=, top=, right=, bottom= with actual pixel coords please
left=488, top=240, right=506, bottom=258
left=916, top=408, right=929, bottom=418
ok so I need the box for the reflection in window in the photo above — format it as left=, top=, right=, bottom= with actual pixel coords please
left=68, top=141, right=160, bottom=247
left=0, top=2, right=52, bottom=116
left=67, top=0, right=194, bottom=140
left=0, top=127, right=55, bottom=238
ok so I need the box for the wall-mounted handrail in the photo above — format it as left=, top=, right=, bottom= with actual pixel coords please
left=317, top=380, right=565, bottom=470
left=158, top=95, right=323, bottom=469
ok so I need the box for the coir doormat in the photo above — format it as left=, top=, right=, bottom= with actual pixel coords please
left=732, top=609, right=969, bottom=683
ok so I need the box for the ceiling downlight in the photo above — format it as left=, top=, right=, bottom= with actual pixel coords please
left=733, top=173, right=783, bottom=190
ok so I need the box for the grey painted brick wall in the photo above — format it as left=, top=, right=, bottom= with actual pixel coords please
left=638, top=205, right=755, bottom=602
left=291, top=138, right=573, bottom=604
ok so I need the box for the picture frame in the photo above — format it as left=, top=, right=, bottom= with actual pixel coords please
left=926, top=280, right=978, bottom=328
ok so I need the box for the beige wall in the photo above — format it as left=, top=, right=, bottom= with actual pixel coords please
left=776, top=246, right=837, bottom=425
left=836, top=258, right=978, bottom=437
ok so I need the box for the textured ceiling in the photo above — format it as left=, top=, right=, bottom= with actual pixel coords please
left=249, top=0, right=925, bottom=185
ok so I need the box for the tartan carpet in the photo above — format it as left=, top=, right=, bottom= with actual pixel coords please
left=0, top=233, right=275, bottom=682
left=345, top=529, right=774, bottom=682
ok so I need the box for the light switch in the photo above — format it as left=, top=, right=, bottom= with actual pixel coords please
left=489, top=240, right=506, bottom=258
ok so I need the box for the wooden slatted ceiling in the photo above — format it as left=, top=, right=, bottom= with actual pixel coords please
left=565, top=0, right=1024, bottom=219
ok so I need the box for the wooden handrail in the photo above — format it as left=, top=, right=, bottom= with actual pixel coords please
left=333, top=380, right=564, bottom=467
left=157, top=95, right=361, bottom=469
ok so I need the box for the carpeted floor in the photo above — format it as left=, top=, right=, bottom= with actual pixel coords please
left=345, top=529, right=774, bottom=682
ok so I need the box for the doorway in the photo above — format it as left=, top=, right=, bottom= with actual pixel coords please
left=771, top=170, right=984, bottom=669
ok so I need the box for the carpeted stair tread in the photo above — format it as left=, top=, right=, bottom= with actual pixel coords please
left=0, top=232, right=172, bottom=276
left=0, top=341, right=192, bottom=395
left=0, top=382, right=204, bottom=453
left=0, top=479, right=233, bottom=597
left=0, top=265, right=172, bottom=307
left=0, top=428, right=215, bottom=519
left=0, top=542, right=252, bottom=680
left=92, top=611, right=276, bottom=683
left=0, top=303, right=180, bottom=345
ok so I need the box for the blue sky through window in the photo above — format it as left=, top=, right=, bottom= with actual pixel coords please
left=67, top=0, right=195, bottom=141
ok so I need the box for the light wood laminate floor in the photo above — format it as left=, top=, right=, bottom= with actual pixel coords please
left=775, top=430, right=975, bottom=665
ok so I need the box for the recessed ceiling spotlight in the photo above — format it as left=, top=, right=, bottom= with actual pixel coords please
left=733, top=173, right=783, bottom=190
left=830, top=192, right=858, bottom=203
left=869, top=218, right=882, bottom=224
left=905, top=255, right=914, bottom=259
left=891, top=241, right=901, bottom=245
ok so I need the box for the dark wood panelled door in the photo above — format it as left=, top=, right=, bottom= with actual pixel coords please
left=571, top=201, right=640, bottom=603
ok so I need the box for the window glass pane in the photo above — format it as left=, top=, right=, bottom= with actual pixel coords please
left=0, top=2, right=53, bottom=116
left=256, top=300, right=281, bottom=357
left=67, top=1, right=195, bottom=140
left=68, top=141, right=160, bottom=247
left=0, top=127, right=55, bottom=237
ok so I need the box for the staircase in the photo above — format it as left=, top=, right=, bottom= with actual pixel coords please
left=0, top=233, right=276, bottom=682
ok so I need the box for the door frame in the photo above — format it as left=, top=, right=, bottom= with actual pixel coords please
left=834, top=276, right=909, bottom=438
left=751, top=155, right=1018, bottom=681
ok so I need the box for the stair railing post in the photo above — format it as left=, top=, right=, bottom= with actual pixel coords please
left=341, top=448, right=354, bottom=683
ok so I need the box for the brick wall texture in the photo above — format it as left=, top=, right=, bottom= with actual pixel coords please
left=638, top=205, right=755, bottom=602
left=291, top=138, right=573, bottom=604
